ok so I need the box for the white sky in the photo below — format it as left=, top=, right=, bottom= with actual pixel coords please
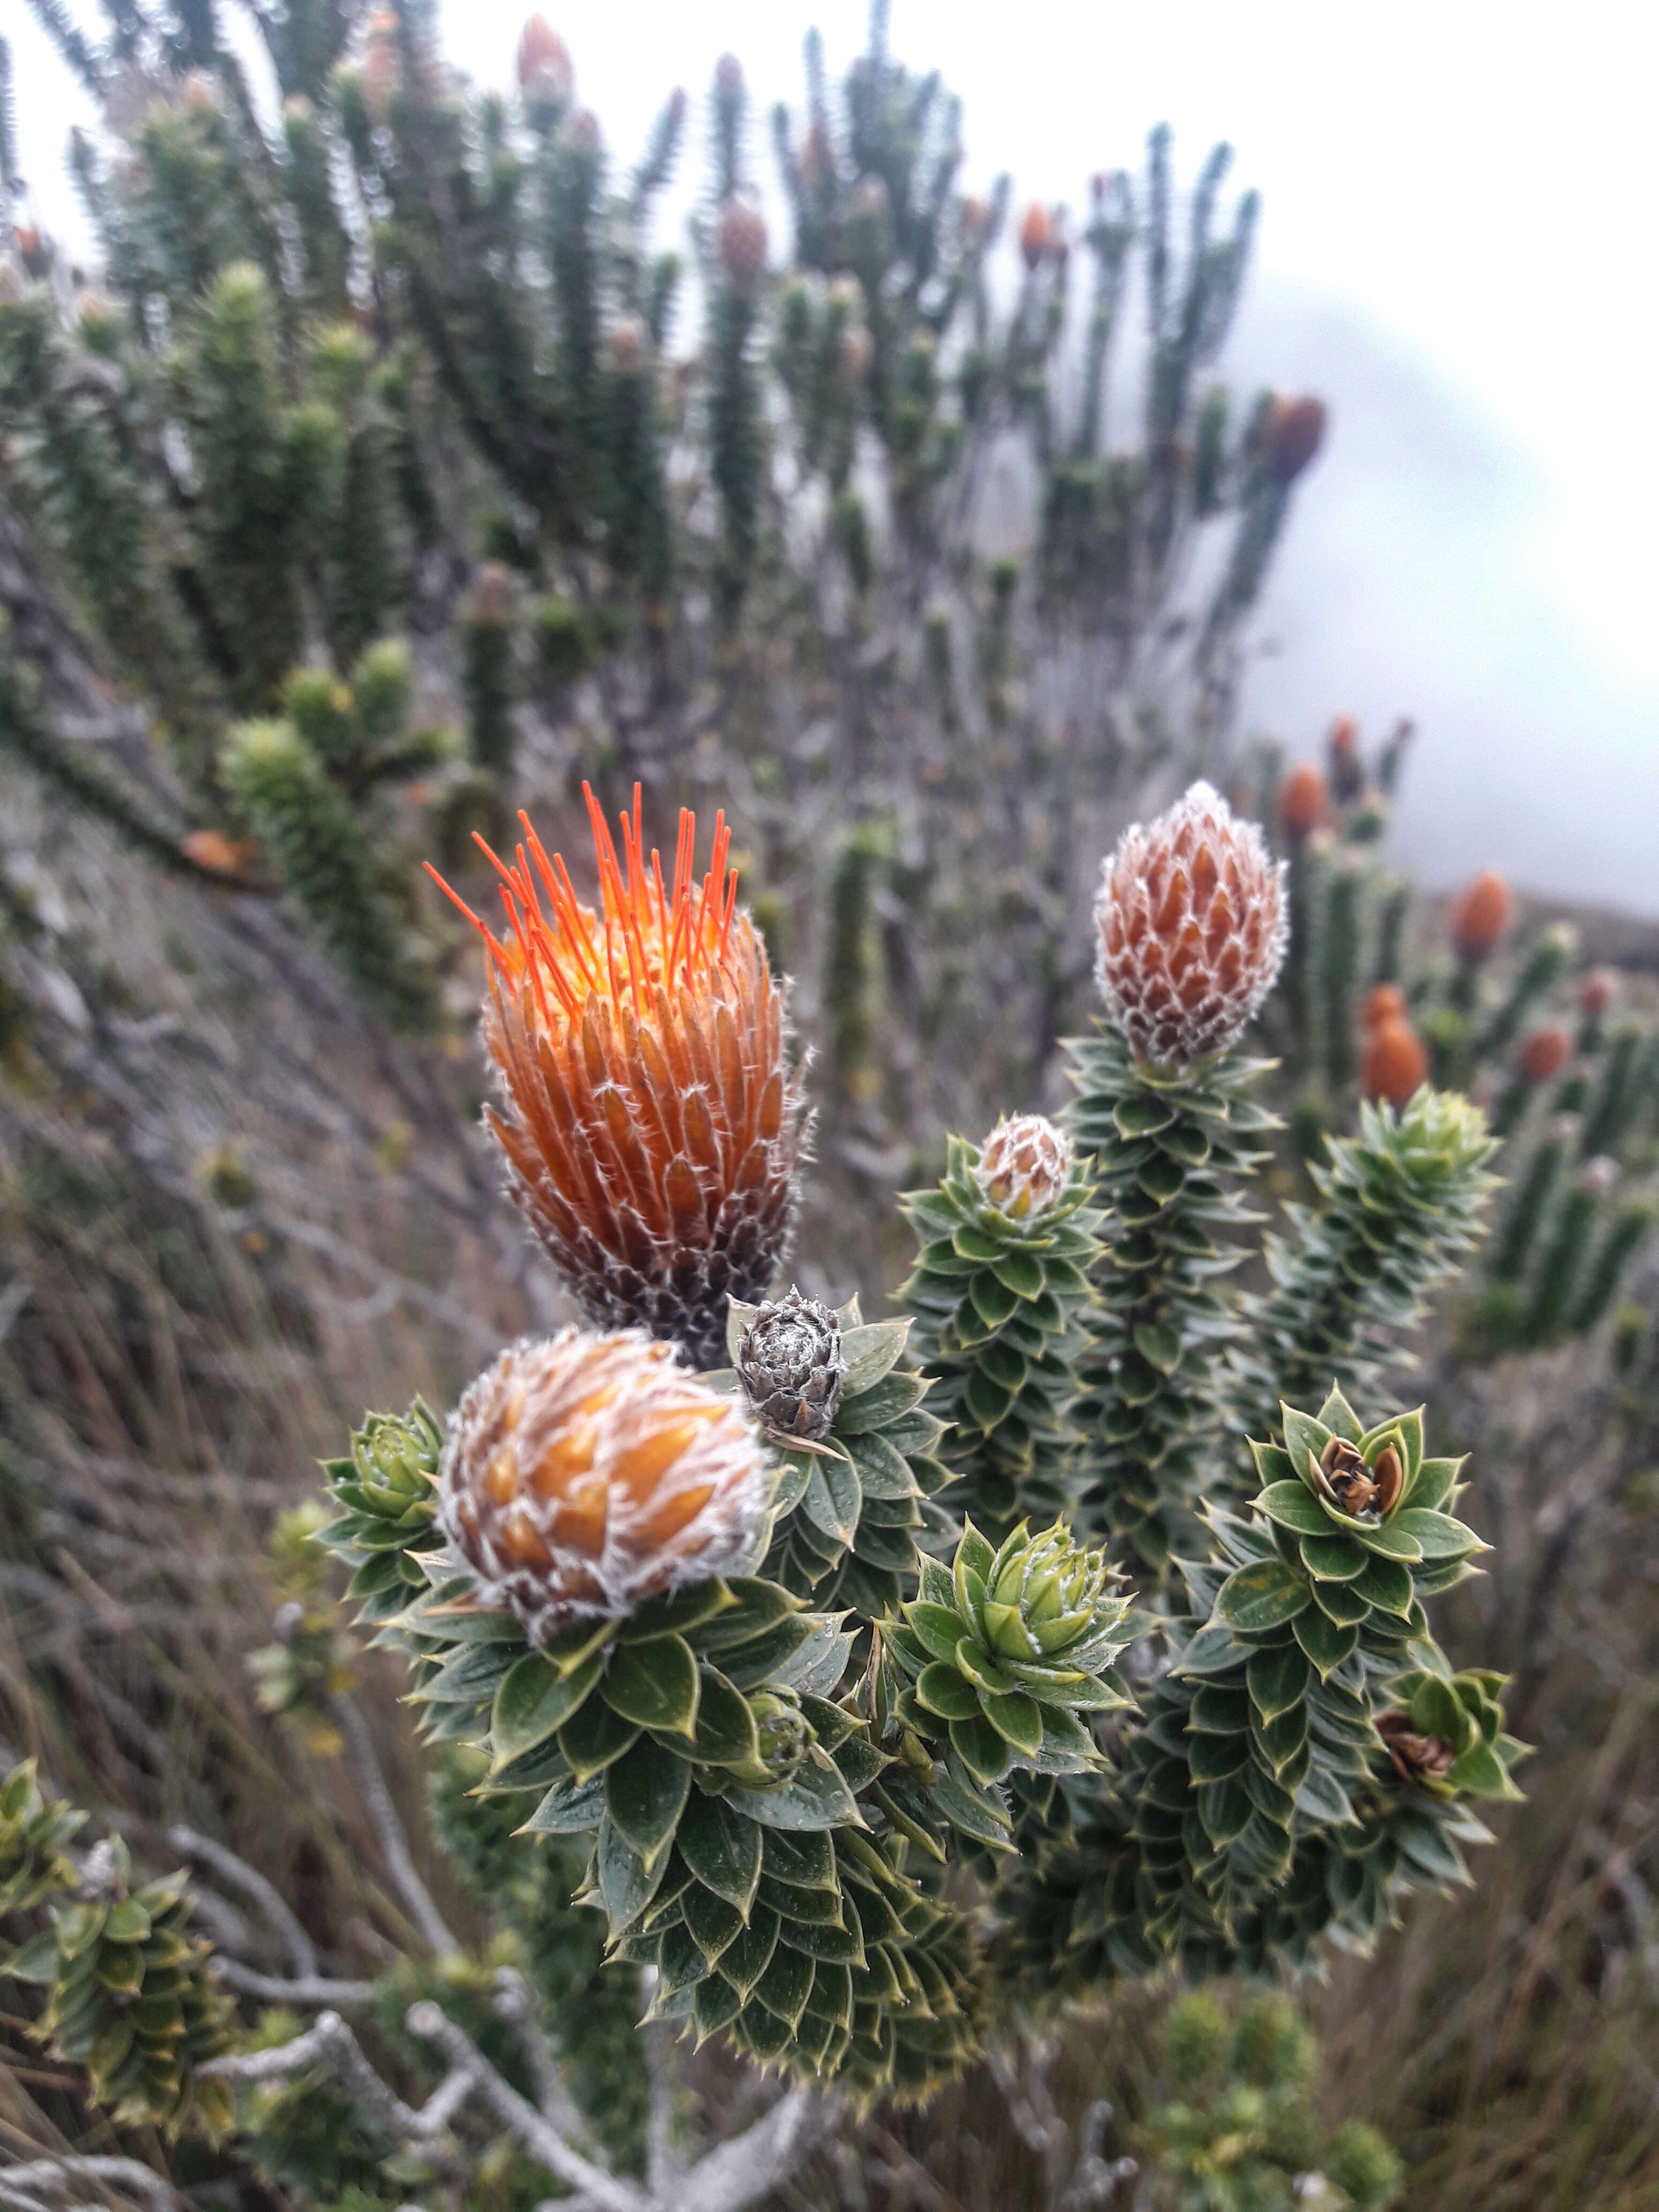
left=10, top=0, right=1659, bottom=910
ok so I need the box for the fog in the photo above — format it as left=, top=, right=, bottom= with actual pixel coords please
left=9, top=0, right=1657, bottom=909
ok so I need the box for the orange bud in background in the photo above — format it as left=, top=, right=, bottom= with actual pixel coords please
left=181, top=829, right=257, bottom=878
left=1327, top=714, right=1364, bottom=803
left=1450, top=870, right=1514, bottom=960
left=1279, top=762, right=1328, bottom=839
left=515, top=13, right=574, bottom=103
left=439, top=1328, right=768, bottom=1641
left=1518, top=1026, right=1570, bottom=1083
left=1361, top=1019, right=1428, bottom=1108
left=1362, top=984, right=1407, bottom=1032
left=1019, top=201, right=1057, bottom=270
left=1264, top=395, right=1327, bottom=484
left=718, top=198, right=768, bottom=289
left=1580, top=968, right=1616, bottom=1019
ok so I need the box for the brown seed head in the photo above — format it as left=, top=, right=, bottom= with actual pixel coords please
left=516, top=14, right=574, bottom=103
left=718, top=198, right=768, bottom=289
left=1312, top=1434, right=1402, bottom=1523
left=1519, top=1025, right=1570, bottom=1084
left=1377, top=1711, right=1456, bottom=1784
left=1361, top=1018, right=1428, bottom=1108
left=1580, top=967, right=1616, bottom=1019
left=1279, top=761, right=1328, bottom=838
left=428, top=788, right=807, bottom=1370
left=1450, top=869, right=1514, bottom=959
left=440, top=1329, right=767, bottom=1641
left=976, top=1114, right=1072, bottom=1220
left=1264, top=394, right=1327, bottom=484
left=1019, top=201, right=1056, bottom=270
left=1093, top=781, right=1288, bottom=1069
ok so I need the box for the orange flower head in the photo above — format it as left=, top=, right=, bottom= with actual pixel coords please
left=1450, top=869, right=1513, bottom=959
left=1580, top=967, right=1616, bottom=1020
left=1279, top=761, right=1328, bottom=839
left=1361, top=1018, right=1428, bottom=1108
left=1362, top=983, right=1407, bottom=1032
left=428, top=787, right=806, bottom=1370
left=1019, top=201, right=1057, bottom=270
left=976, top=1114, right=1072, bottom=1220
left=1093, top=781, right=1288, bottom=1069
left=1264, top=394, right=1327, bottom=483
left=440, top=1328, right=768, bottom=1641
left=1519, top=1025, right=1570, bottom=1083
left=515, top=14, right=573, bottom=102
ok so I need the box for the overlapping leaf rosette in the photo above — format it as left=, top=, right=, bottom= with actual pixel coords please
left=0, top=1772, right=235, bottom=2136
left=1003, top=1389, right=1523, bottom=1990
left=722, top=1289, right=953, bottom=1616
left=319, top=1326, right=989, bottom=2102
left=877, top=1520, right=1140, bottom=1867
left=901, top=1116, right=1103, bottom=1537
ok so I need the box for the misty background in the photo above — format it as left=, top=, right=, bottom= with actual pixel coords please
left=9, top=0, right=1656, bottom=911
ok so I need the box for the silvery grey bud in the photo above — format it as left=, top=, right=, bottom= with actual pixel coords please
left=737, top=1288, right=846, bottom=1441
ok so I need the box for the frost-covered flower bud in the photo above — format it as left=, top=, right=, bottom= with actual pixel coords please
left=439, top=1328, right=768, bottom=1642
left=1093, top=781, right=1288, bottom=1069
left=737, top=1288, right=845, bottom=1441
left=976, top=1114, right=1072, bottom=1220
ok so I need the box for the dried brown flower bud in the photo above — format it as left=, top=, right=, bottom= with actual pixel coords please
left=440, top=1329, right=767, bottom=1641
left=718, top=198, right=768, bottom=289
left=1093, top=781, right=1288, bottom=1069
left=1518, top=1025, right=1570, bottom=1083
left=1264, top=394, right=1327, bottom=484
left=1377, top=1711, right=1456, bottom=1783
left=1450, top=870, right=1514, bottom=960
left=1327, top=713, right=1364, bottom=802
left=1361, top=1019, right=1428, bottom=1108
left=515, top=14, right=574, bottom=104
left=1311, top=1435, right=1403, bottom=1525
left=737, top=1288, right=845, bottom=1441
left=470, top=561, right=514, bottom=624
left=1278, top=761, right=1328, bottom=838
left=976, top=1114, right=1072, bottom=1220
left=428, top=787, right=807, bottom=1369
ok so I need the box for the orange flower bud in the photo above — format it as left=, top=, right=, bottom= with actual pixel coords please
left=1278, top=761, right=1328, bottom=839
left=1327, top=713, right=1363, bottom=802
left=1518, top=1026, right=1570, bottom=1083
left=440, top=1328, right=768, bottom=1640
left=181, top=829, right=257, bottom=878
left=1361, top=1018, right=1428, bottom=1107
left=1264, top=394, right=1326, bottom=484
left=1580, top=967, right=1616, bottom=1019
left=1093, top=781, right=1288, bottom=1068
left=428, top=787, right=807, bottom=1369
left=718, top=198, right=768, bottom=289
left=1450, top=869, right=1514, bottom=960
left=976, top=1114, right=1072, bottom=1220
left=1019, top=201, right=1056, bottom=270
left=515, top=13, right=574, bottom=103
left=1362, top=983, right=1407, bottom=1032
